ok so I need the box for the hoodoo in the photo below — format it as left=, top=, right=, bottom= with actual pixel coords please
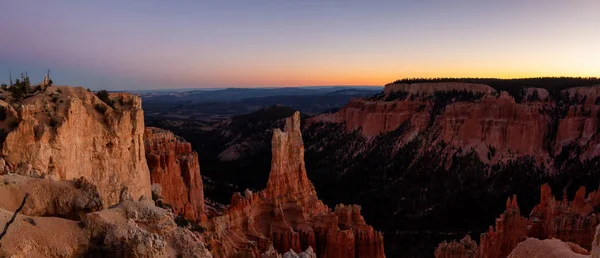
left=435, top=184, right=600, bottom=258
left=207, top=112, right=385, bottom=258
left=144, top=127, right=206, bottom=222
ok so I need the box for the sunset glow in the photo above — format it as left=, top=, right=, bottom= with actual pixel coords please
left=1, top=0, right=599, bottom=90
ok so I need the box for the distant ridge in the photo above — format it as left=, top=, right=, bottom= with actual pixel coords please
left=389, top=77, right=600, bottom=102
left=129, top=85, right=382, bottom=93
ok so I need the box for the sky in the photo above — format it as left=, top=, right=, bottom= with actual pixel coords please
left=1, top=0, right=599, bottom=90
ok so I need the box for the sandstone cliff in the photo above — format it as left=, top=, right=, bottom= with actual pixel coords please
left=144, top=127, right=206, bottom=222
left=435, top=183, right=600, bottom=258
left=299, top=80, right=600, bottom=257
left=206, top=112, right=385, bottom=258
left=310, top=82, right=600, bottom=168
left=0, top=86, right=151, bottom=206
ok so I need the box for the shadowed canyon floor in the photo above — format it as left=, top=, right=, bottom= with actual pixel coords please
left=148, top=78, right=600, bottom=257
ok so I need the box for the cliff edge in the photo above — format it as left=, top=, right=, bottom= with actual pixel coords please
left=0, top=86, right=151, bottom=207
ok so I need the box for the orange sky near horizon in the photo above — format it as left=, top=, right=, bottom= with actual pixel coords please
left=1, top=1, right=600, bottom=89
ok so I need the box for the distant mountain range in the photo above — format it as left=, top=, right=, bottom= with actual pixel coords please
left=141, top=86, right=382, bottom=121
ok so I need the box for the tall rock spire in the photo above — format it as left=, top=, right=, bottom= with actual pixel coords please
left=266, top=111, right=316, bottom=198
left=211, top=111, right=385, bottom=258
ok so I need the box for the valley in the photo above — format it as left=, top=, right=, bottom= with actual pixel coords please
left=146, top=78, right=600, bottom=257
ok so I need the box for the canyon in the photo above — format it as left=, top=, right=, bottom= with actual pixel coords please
left=204, top=112, right=385, bottom=258
left=0, top=84, right=384, bottom=257
left=3, top=78, right=600, bottom=257
left=148, top=78, right=600, bottom=256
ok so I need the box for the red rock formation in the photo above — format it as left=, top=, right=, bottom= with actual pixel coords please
left=434, top=235, right=478, bottom=258
left=528, top=184, right=600, bottom=250
left=435, top=184, right=600, bottom=258
left=478, top=196, right=528, bottom=258
left=144, top=127, right=205, bottom=222
left=0, top=86, right=152, bottom=207
left=207, top=112, right=385, bottom=258
left=309, top=83, right=600, bottom=168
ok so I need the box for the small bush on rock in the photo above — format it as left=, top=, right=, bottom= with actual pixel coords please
left=95, top=90, right=115, bottom=108
left=94, top=104, right=107, bottom=114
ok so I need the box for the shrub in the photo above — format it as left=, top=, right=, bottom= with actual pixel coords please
left=94, top=104, right=107, bottom=114
left=386, top=91, right=409, bottom=101
left=51, top=96, right=59, bottom=103
left=95, top=90, right=115, bottom=108
left=527, top=89, right=541, bottom=102
left=7, top=73, right=33, bottom=102
left=174, top=215, right=206, bottom=233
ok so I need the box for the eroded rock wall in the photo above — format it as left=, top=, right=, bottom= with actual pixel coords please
left=310, top=83, right=600, bottom=169
left=144, top=127, right=206, bottom=222
left=0, top=86, right=151, bottom=206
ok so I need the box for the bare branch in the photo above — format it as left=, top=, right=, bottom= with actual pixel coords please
left=0, top=193, right=30, bottom=242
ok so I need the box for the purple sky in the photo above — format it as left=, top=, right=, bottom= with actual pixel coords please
left=1, top=0, right=599, bottom=90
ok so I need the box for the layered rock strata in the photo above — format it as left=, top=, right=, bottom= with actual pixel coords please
left=144, top=127, right=206, bottom=222
left=0, top=86, right=151, bottom=206
left=310, top=83, right=600, bottom=167
left=207, top=112, right=385, bottom=258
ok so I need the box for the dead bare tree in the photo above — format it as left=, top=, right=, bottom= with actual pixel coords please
left=0, top=193, right=30, bottom=243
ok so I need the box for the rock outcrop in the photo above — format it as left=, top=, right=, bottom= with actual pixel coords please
left=83, top=200, right=212, bottom=258
left=435, top=184, right=600, bottom=258
left=310, top=83, right=600, bottom=168
left=0, top=174, right=212, bottom=258
left=528, top=184, right=600, bottom=250
left=0, top=86, right=151, bottom=206
left=207, top=112, right=385, bottom=258
left=144, top=127, right=206, bottom=222
left=434, top=235, right=478, bottom=258
left=477, top=196, right=528, bottom=258
left=0, top=174, right=102, bottom=219
left=507, top=238, right=590, bottom=258
left=435, top=195, right=527, bottom=258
